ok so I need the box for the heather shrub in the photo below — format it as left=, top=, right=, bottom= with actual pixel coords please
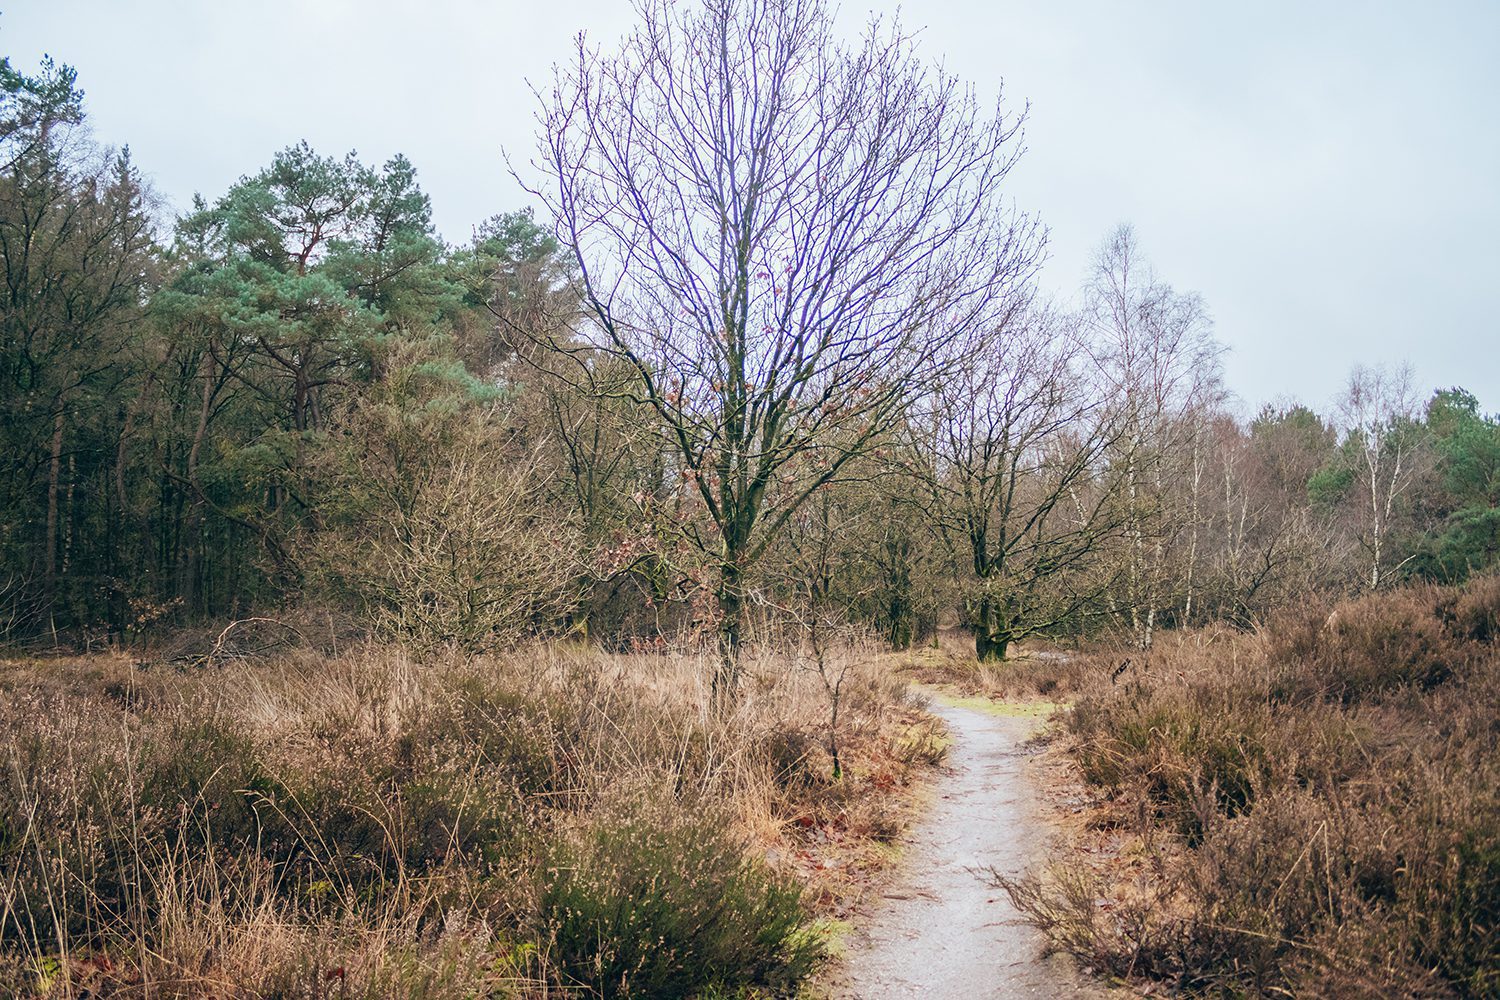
left=1446, top=573, right=1500, bottom=643
left=0, top=642, right=919, bottom=995
left=1263, top=582, right=1500, bottom=704
left=1399, top=777, right=1500, bottom=997
left=539, top=806, right=819, bottom=998
left=758, top=722, right=822, bottom=790
left=1010, top=577, right=1500, bottom=997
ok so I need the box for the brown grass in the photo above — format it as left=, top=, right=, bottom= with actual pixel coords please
left=997, top=579, right=1500, bottom=998
left=887, top=628, right=1105, bottom=701
left=0, top=640, right=939, bottom=998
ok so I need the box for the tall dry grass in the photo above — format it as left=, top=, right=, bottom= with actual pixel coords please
left=0, top=640, right=938, bottom=998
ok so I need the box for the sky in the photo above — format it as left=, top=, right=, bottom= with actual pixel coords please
left=3, top=0, right=1497, bottom=414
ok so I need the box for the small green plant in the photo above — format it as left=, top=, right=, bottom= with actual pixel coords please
left=539, top=808, right=820, bottom=998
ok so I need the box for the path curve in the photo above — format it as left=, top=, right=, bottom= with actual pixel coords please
left=828, top=693, right=1103, bottom=999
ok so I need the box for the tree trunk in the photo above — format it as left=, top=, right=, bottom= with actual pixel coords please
left=62, top=455, right=75, bottom=579
left=976, top=630, right=1010, bottom=662
left=887, top=592, right=914, bottom=650
left=974, top=594, right=1011, bottom=662
left=1184, top=433, right=1202, bottom=625
left=179, top=365, right=214, bottom=613
left=713, top=566, right=744, bottom=713
left=43, top=406, right=66, bottom=632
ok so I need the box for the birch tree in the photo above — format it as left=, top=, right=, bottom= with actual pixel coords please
left=1087, top=226, right=1223, bottom=649
left=1335, top=363, right=1430, bottom=589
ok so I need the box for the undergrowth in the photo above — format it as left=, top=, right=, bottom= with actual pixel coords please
left=998, top=577, right=1500, bottom=998
left=0, top=642, right=931, bottom=997
left=890, top=630, right=1100, bottom=701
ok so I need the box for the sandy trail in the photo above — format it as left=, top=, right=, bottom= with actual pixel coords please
left=827, top=693, right=1104, bottom=999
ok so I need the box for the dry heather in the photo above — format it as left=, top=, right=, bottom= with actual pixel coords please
left=999, top=578, right=1500, bottom=998
left=0, top=642, right=944, bottom=998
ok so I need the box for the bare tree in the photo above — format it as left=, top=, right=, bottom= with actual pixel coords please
left=1086, top=226, right=1224, bottom=649
left=1335, top=363, right=1430, bottom=590
left=529, top=0, right=1043, bottom=704
left=314, top=354, right=583, bottom=652
left=770, top=490, right=875, bottom=780
left=1188, top=410, right=1336, bottom=625
left=915, top=306, right=1125, bottom=660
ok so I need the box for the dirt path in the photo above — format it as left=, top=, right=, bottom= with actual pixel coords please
left=827, top=693, right=1104, bottom=999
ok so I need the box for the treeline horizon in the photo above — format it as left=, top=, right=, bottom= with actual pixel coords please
left=3, top=46, right=1498, bottom=658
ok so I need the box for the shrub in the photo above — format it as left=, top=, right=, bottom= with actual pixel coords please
left=1401, top=783, right=1500, bottom=998
left=314, top=377, right=584, bottom=653
left=539, top=807, right=820, bottom=998
left=1446, top=574, right=1500, bottom=643
left=0, top=643, right=915, bottom=995
left=1014, top=578, right=1500, bottom=997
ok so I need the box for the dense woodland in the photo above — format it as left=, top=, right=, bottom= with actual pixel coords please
left=1, top=3, right=1497, bottom=997
left=3, top=48, right=1498, bottom=668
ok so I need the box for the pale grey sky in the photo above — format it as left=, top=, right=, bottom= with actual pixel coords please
left=4, top=1, right=1497, bottom=413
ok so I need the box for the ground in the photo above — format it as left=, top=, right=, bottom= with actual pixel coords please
left=823, top=688, right=1113, bottom=999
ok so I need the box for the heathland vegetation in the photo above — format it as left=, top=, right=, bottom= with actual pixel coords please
left=1, top=0, right=1496, bottom=996
left=991, top=580, right=1500, bottom=998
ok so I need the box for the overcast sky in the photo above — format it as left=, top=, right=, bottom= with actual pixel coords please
left=4, top=0, right=1496, bottom=413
